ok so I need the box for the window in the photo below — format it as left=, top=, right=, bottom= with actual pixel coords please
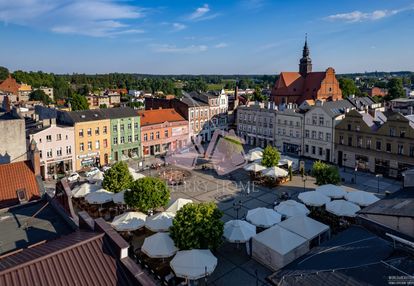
left=156, top=132, right=160, bottom=139
left=165, top=130, right=168, bottom=138
left=376, top=141, right=381, bottom=151
left=312, top=146, right=316, bottom=154
left=39, top=150, right=42, bottom=159
left=357, top=136, right=363, bottom=148
left=386, top=143, right=391, bottom=152
left=39, top=138, right=42, bottom=143
left=56, top=134, right=62, bottom=141
left=66, top=135, right=68, bottom=140
left=296, top=131, right=300, bottom=138
left=289, top=121, right=293, bottom=126
left=113, top=137, right=118, bottom=145
left=305, top=130, right=309, bottom=138
left=57, top=147, right=62, bottom=156
left=95, top=127, right=99, bottom=135
left=134, top=122, right=138, bottom=129
left=305, top=145, right=309, bottom=153
left=87, top=128, right=92, bottom=136
left=284, top=120, right=287, bottom=125
left=134, top=134, right=139, bottom=141
left=347, top=124, right=351, bottom=131
left=319, top=147, right=323, bottom=156
left=88, top=141, right=92, bottom=150
left=389, top=128, right=396, bottom=137
left=80, top=143, right=84, bottom=151
left=311, top=131, right=316, bottom=139
left=103, top=126, right=107, bottom=134
left=190, top=111, right=194, bottom=119
left=348, top=136, right=352, bottom=146
left=356, top=125, right=360, bottom=131
left=326, top=133, right=331, bottom=142
left=410, top=146, right=414, bottom=157
left=46, top=135, right=52, bottom=142
left=366, top=138, right=371, bottom=149
left=318, top=132, right=323, bottom=140
left=95, top=140, right=100, bottom=149
left=66, top=146, right=71, bottom=155
left=144, top=134, right=148, bottom=141
left=128, top=135, right=132, bottom=143
left=289, top=130, right=293, bottom=137
left=79, top=129, right=84, bottom=137
left=282, top=129, right=286, bottom=135
left=120, top=124, right=124, bottom=132
left=120, top=136, right=125, bottom=144
left=312, top=116, right=317, bottom=125
left=319, top=116, right=324, bottom=126
left=128, top=123, right=132, bottom=130
left=113, top=125, right=118, bottom=132
left=155, top=144, right=161, bottom=153
left=16, top=189, right=27, bottom=203
left=103, top=139, right=108, bottom=148
left=398, top=144, right=404, bottom=155
left=150, top=133, right=154, bottom=140
left=47, top=149, right=53, bottom=158
left=339, top=135, right=344, bottom=145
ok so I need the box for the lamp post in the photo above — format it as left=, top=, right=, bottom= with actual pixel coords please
left=303, top=175, right=307, bottom=192
left=343, top=158, right=347, bottom=172
left=376, top=174, right=383, bottom=193
left=233, top=200, right=243, bottom=220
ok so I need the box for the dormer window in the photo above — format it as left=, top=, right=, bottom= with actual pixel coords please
left=16, top=189, right=27, bottom=203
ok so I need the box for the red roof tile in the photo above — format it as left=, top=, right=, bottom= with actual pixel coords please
left=0, top=161, right=40, bottom=209
left=138, top=108, right=186, bottom=126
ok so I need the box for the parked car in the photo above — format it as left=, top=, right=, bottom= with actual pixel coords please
left=67, top=172, right=80, bottom=182
left=85, top=167, right=100, bottom=177
left=101, top=165, right=111, bottom=172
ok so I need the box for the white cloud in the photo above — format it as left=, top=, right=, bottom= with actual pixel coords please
left=187, top=4, right=219, bottom=21
left=325, top=9, right=400, bottom=23
left=214, top=42, right=228, bottom=48
left=0, top=0, right=146, bottom=37
left=151, top=44, right=208, bottom=54
left=256, top=42, right=280, bottom=52
left=172, top=22, right=187, bottom=31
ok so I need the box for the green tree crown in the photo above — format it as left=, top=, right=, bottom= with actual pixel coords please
left=311, top=161, right=340, bottom=185
left=102, top=161, right=133, bottom=193
left=261, top=145, right=281, bottom=168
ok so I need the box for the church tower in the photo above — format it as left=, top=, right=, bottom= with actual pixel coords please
left=299, top=35, right=312, bottom=77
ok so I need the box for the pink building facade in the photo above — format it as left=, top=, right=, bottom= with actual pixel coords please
left=29, top=123, right=76, bottom=179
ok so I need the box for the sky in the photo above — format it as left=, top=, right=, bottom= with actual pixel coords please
left=0, top=0, right=413, bottom=74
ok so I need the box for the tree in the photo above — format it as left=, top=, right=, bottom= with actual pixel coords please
left=99, top=104, right=107, bottom=109
left=29, top=89, right=51, bottom=104
left=170, top=202, right=224, bottom=250
left=338, top=78, right=357, bottom=98
left=70, top=94, right=89, bottom=111
left=102, top=161, right=133, bottom=193
left=124, top=177, right=170, bottom=212
left=385, top=78, right=405, bottom=101
left=311, top=161, right=340, bottom=185
left=0, top=66, right=9, bottom=81
left=252, top=86, right=265, bottom=102
left=261, top=145, right=281, bottom=168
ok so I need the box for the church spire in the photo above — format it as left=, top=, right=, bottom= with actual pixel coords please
left=299, top=34, right=312, bottom=77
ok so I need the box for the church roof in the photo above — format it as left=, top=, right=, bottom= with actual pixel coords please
left=274, top=71, right=327, bottom=97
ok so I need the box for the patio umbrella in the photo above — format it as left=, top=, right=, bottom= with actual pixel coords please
left=248, top=147, right=264, bottom=154
left=72, top=183, right=100, bottom=198
left=326, top=200, right=361, bottom=217
left=243, top=163, right=266, bottom=173
left=298, top=191, right=331, bottom=207
left=128, top=167, right=146, bottom=180
left=246, top=207, right=281, bottom=228
left=224, top=220, right=256, bottom=243
left=245, top=151, right=263, bottom=162
left=274, top=200, right=310, bottom=218
left=315, top=184, right=346, bottom=199
left=112, top=189, right=127, bottom=204
left=142, top=232, right=178, bottom=258
left=88, top=171, right=104, bottom=184
left=262, top=166, right=288, bottom=178
left=111, top=211, right=147, bottom=231
left=145, top=212, right=175, bottom=232
left=170, top=249, right=218, bottom=280
left=85, top=189, right=113, bottom=204
left=345, top=191, right=380, bottom=207
left=166, top=198, right=193, bottom=214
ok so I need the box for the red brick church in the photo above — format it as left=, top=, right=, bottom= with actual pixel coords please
left=270, top=38, right=342, bottom=105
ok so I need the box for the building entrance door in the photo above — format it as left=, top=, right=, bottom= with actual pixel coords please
left=337, top=151, right=343, bottom=167
left=326, top=149, right=330, bottom=162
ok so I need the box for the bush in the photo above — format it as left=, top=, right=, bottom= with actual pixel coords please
left=102, top=161, right=133, bottom=193
left=311, top=161, right=340, bottom=185
left=170, top=202, right=224, bottom=250
left=261, top=145, right=281, bottom=168
left=124, top=177, right=170, bottom=212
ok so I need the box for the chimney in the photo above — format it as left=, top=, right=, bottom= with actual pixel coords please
left=29, top=139, right=41, bottom=176
left=4, top=95, right=11, bottom=112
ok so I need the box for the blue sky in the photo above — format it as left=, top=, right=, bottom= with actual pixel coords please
left=1, top=0, right=413, bottom=74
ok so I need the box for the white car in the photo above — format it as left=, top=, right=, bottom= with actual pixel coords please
left=85, top=167, right=100, bottom=177
left=67, top=172, right=80, bottom=182
left=102, top=165, right=111, bottom=172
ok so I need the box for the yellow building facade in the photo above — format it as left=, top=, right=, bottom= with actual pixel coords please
left=73, top=119, right=111, bottom=170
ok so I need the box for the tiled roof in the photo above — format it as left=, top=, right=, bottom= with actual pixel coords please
left=0, top=231, right=139, bottom=286
left=274, top=72, right=304, bottom=96
left=320, top=100, right=354, bottom=118
left=0, top=161, right=40, bottom=209
left=64, top=107, right=137, bottom=123
left=138, top=108, right=186, bottom=126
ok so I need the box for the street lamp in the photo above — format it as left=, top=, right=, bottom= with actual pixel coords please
left=233, top=200, right=243, bottom=219
left=303, top=175, right=307, bottom=192
left=376, top=174, right=383, bottom=193
left=343, top=158, right=347, bottom=172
